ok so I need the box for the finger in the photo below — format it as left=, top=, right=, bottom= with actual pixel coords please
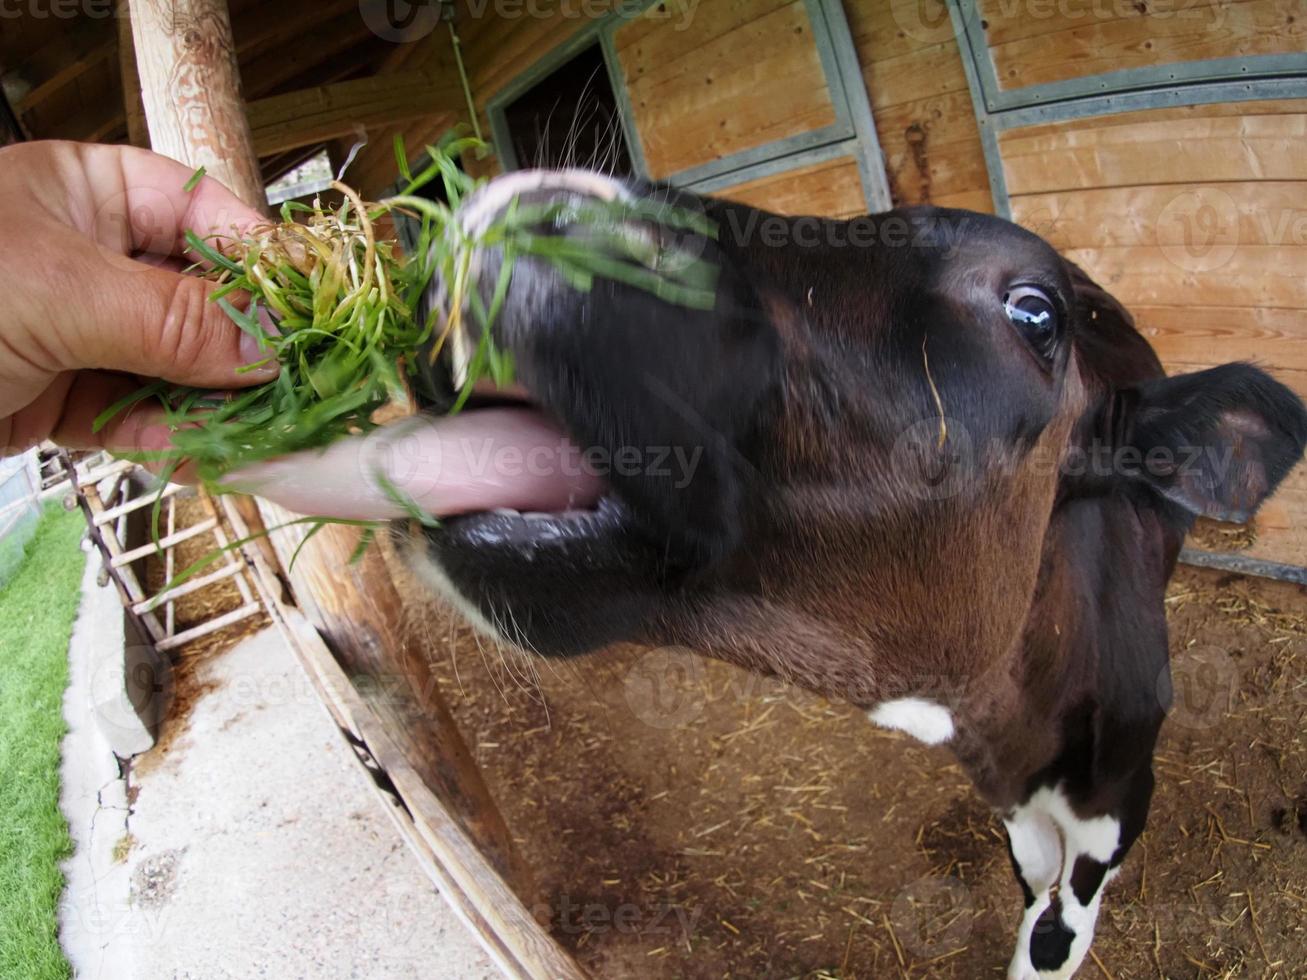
left=43, top=371, right=166, bottom=452
left=44, top=371, right=199, bottom=481
left=69, top=241, right=279, bottom=388
left=74, top=142, right=265, bottom=259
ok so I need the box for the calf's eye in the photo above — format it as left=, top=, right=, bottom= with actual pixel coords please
left=1004, top=285, right=1058, bottom=358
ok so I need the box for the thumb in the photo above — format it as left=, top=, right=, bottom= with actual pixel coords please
left=70, top=245, right=279, bottom=388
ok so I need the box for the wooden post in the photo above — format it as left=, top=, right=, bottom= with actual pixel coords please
left=116, top=0, right=149, bottom=148
left=129, top=0, right=531, bottom=895
left=129, top=0, right=264, bottom=207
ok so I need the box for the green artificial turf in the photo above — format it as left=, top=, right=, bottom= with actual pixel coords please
left=0, top=506, right=84, bottom=980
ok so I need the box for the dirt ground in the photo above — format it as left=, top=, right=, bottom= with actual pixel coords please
left=426, top=565, right=1307, bottom=979
left=138, top=493, right=269, bottom=769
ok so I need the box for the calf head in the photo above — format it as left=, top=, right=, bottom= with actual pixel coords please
left=406, top=170, right=1307, bottom=711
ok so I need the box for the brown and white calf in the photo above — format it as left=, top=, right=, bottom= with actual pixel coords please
left=402, top=171, right=1307, bottom=978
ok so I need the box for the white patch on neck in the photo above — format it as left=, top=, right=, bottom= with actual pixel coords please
left=868, top=697, right=955, bottom=745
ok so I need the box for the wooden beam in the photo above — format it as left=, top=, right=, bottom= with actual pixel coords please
left=117, top=0, right=149, bottom=147
left=248, top=70, right=459, bottom=156
left=237, top=5, right=378, bottom=98
left=131, top=0, right=265, bottom=208
left=230, top=0, right=357, bottom=63
left=0, top=81, right=24, bottom=145
left=13, top=15, right=116, bottom=114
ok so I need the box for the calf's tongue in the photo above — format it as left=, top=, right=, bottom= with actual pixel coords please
left=226, top=407, right=605, bottom=521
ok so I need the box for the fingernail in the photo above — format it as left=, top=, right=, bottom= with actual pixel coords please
left=240, top=331, right=280, bottom=377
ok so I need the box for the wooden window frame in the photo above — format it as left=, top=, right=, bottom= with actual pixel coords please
left=484, top=0, right=892, bottom=212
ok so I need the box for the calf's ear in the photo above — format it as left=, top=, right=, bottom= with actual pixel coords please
left=1112, top=363, right=1307, bottom=522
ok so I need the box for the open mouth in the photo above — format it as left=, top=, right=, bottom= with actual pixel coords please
left=222, top=375, right=634, bottom=559
left=417, top=382, right=635, bottom=557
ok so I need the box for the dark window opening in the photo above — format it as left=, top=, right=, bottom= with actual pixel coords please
left=502, top=45, right=633, bottom=175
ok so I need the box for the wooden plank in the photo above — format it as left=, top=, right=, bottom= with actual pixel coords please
left=932, top=188, right=994, bottom=213
left=78, top=458, right=136, bottom=487
left=614, top=0, right=792, bottom=72
left=230, top=0, right=357, bottom=63
left=247, top=71, right=461, bottom=156
left=155, top=602, right=262, bottom=652
left=12, top=14, right=116, bottom=113
left=611, top=0, right=746, bottom=52
left=999, top=97, right=1307, bottom=143
left=1011, top=182, right=1307, bottom=250
left=1132, top=305, right=1307, bottom=375
left=884, top=134, right=990, bottom=205
left=988, top=0, right=1304, bottom=91
left=978, top=0, right=1242, bottom=47
left=713, top=156, right=866, bottom=217
left=238, top=5, right=380, bottom=99
left=111, top=517, right=218, bottom=568
left=117, top=0, right=149, bottom=147
left=863, top=38, right=971, bottom=109
left=467, top=8, right=589, bottom=101
left=1061, top=245, right=1307, bottom=310
left=93, top=482, right=184, bottom=527
left=839, top=9, right=989, bottom=210
left=1001, top=114, right=1307, bottom=195
left=163, top=494, right=177, bottom=637
left=872, top=88, right=986, bottom=154
left=1002, top=109, right=1307, bottom=156
left=619, top=1, right=836, bottom=178
left=132, top=561, right=245, bottom=615
left=845, top=0, right=958, bottom=63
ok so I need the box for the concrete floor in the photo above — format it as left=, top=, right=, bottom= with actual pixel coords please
left=59, top=558, right=498, bottom=979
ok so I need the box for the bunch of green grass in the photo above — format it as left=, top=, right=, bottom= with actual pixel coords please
left=97, top=134, right=718, bottom=487
left=95, top=134, right=720, bottom=575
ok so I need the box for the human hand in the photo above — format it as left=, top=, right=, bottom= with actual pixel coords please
left=0, top=140, right=277, bottom=457
left=0, top=141, right=598, bottom=523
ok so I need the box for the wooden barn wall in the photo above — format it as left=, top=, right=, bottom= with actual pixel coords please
left=1001, top=99, right=1307, bottom=567
left=452, top=0, right=991, bottom=217
left=612, top=0, right=837, bottom=179
left=979, top=0, right=1304, bottom=91
left=844, top=0, right=992, bottom=212
left=715, top=155, right=867, bottom=218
